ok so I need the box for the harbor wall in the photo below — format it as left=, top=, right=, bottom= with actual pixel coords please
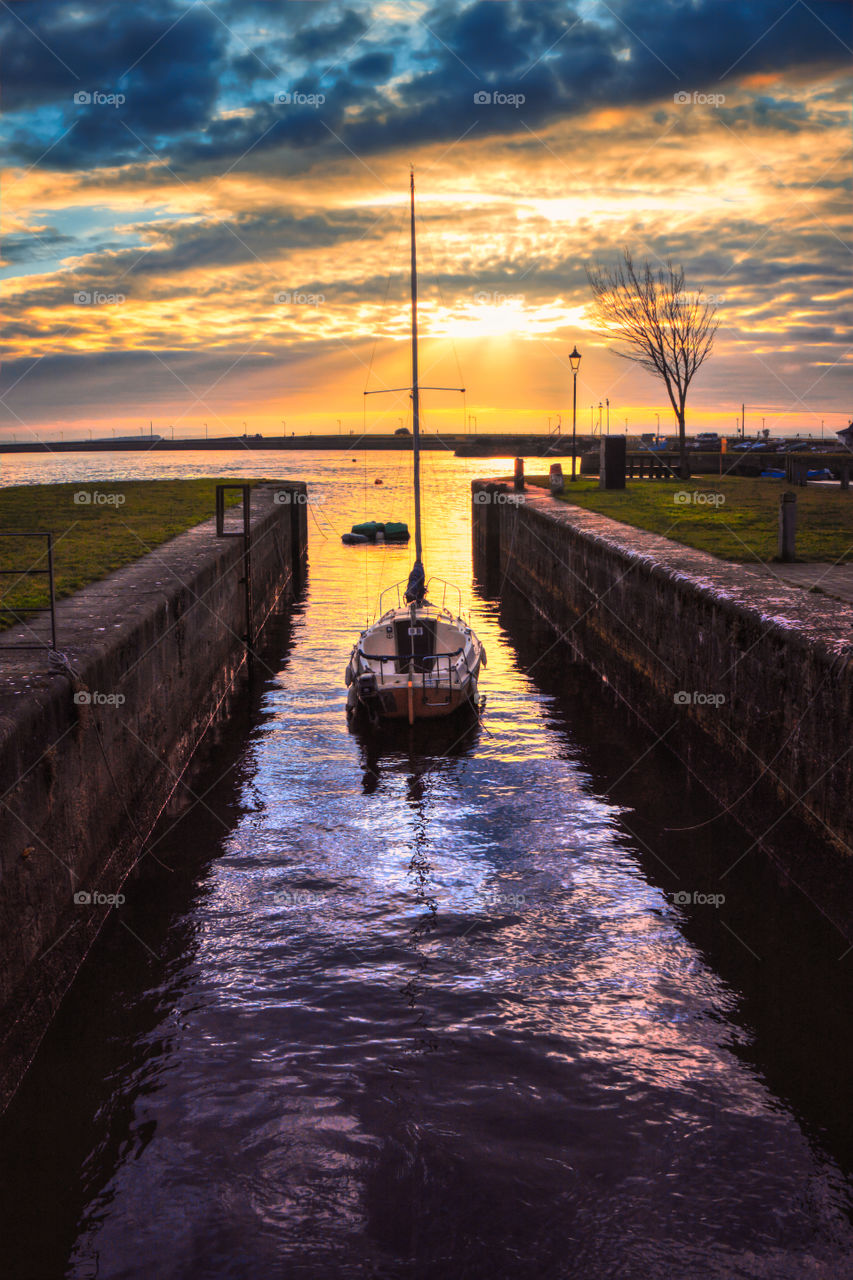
left=0, top=482, right=307, bottom=1111
left=472, top=480, right=853, bottom=934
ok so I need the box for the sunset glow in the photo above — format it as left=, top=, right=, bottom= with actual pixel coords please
left=1, top=1, right=850, bottom=439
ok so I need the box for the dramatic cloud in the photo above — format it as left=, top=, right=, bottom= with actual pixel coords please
left=1, top=0, right=850, bottom=435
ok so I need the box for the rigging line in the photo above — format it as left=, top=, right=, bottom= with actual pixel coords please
left=307, top=499, right=328, bottom=540
left=363, top=197, right=409, bottom=397
left=417, top=203, right=467, bottom=419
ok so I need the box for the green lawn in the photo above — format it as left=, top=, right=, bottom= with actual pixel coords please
left=528, top=475, right=853, bottom=563
left=0, top=479, right=251, bottom=626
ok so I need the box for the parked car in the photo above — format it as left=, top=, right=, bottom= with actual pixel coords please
left=694, top=432, right=721, bottom=447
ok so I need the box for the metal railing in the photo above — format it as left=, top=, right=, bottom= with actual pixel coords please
left=377, top=575, right=464, bottom=618
left=0, top=532, right=57, bottom=652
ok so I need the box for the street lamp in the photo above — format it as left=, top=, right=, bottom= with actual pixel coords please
left=569, top=345, right=581, bottom=481
left=606, top=398, right=610, bottom=435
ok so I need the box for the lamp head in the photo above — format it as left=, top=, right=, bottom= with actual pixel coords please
left=569, top=345, right=581, bottom=374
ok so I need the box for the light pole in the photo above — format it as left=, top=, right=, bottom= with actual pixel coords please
left=598, top=401, right=603, bottom=434
left=606, top=398, right=610, bottom=435
left=655, top=412, right=660, bottom=432
left=569, top=345, right=581, bottom=482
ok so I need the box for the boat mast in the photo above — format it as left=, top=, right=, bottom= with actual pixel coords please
left=410, top=167, right=423, bottom=568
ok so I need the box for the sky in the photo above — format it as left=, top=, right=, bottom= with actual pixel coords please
left=1, top=0, right=851, bottom=440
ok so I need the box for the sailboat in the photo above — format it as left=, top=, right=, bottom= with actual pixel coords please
left=345, top=171, right=486, bottom=725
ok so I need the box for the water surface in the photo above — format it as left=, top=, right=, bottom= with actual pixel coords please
left=1, top=449, right=851, bottom=1279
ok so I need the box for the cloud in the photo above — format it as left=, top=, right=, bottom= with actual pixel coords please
left=2, top=0, right=850, bottom=175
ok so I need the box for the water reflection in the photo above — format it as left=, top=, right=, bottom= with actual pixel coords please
left=0, top=450, right=851, bottom=1278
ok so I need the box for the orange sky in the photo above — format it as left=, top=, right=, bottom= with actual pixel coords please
left=1, top=1, right=850, bottom=440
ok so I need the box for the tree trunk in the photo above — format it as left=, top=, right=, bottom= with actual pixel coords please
left=677, top=407, right=688, bottom=479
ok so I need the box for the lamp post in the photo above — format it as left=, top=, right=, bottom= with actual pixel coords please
left=606, top=398, right=610, bottom=435
left=569, top=345, right=581, bottom=481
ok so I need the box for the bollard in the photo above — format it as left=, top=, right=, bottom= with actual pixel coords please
left=778, top=491, right=797, bottom=562
left=599, top=436, right=627, bottom=490
left=514, top=457, right=525, bottom=491
left=549, top=463, right=564, bottom=495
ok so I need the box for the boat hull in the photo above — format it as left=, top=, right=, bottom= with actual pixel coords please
left=347, top=673, right=479, bottom=722
left=345, top=600, right=484, bottom=725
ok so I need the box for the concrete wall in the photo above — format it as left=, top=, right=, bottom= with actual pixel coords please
left=473, top=480, right=853, bottom=935
left=0, top=482, right=307, bottom=1110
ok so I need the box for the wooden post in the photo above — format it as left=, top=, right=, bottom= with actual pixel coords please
left=514, top=457, right=525, bottom=491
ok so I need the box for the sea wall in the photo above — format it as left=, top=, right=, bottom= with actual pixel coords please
left=0, top=482, right=307, bottom=1110
left=473, top=480, right=853, bottom=933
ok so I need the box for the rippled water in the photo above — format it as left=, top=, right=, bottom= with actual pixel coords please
left=1, top=450, right=852, bottom=1279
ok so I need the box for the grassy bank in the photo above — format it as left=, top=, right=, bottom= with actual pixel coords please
left=529, top=475, right=853, bottom=563
left=0, top=479, right=251, bottom=627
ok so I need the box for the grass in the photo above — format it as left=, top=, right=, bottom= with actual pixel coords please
left=528, top=475, right=853, bottom=563
left=0, top=479, right=251, bottom=627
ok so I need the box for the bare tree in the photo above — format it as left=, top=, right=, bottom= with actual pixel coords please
left=586, top=251, right=719, bottom=476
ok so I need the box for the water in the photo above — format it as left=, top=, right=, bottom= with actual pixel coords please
left=1, top=450, right=852, bottom=1279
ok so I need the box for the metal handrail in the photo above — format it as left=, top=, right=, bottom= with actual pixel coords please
left=356, top=645, right=470, bottom=689
left=424, top=576, right=462, bottom=614
left=377, top=575, right=465, bottom=619
left=359, top=644, right=465, bottom=662
left=0, top=532, right=57, bottom=651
